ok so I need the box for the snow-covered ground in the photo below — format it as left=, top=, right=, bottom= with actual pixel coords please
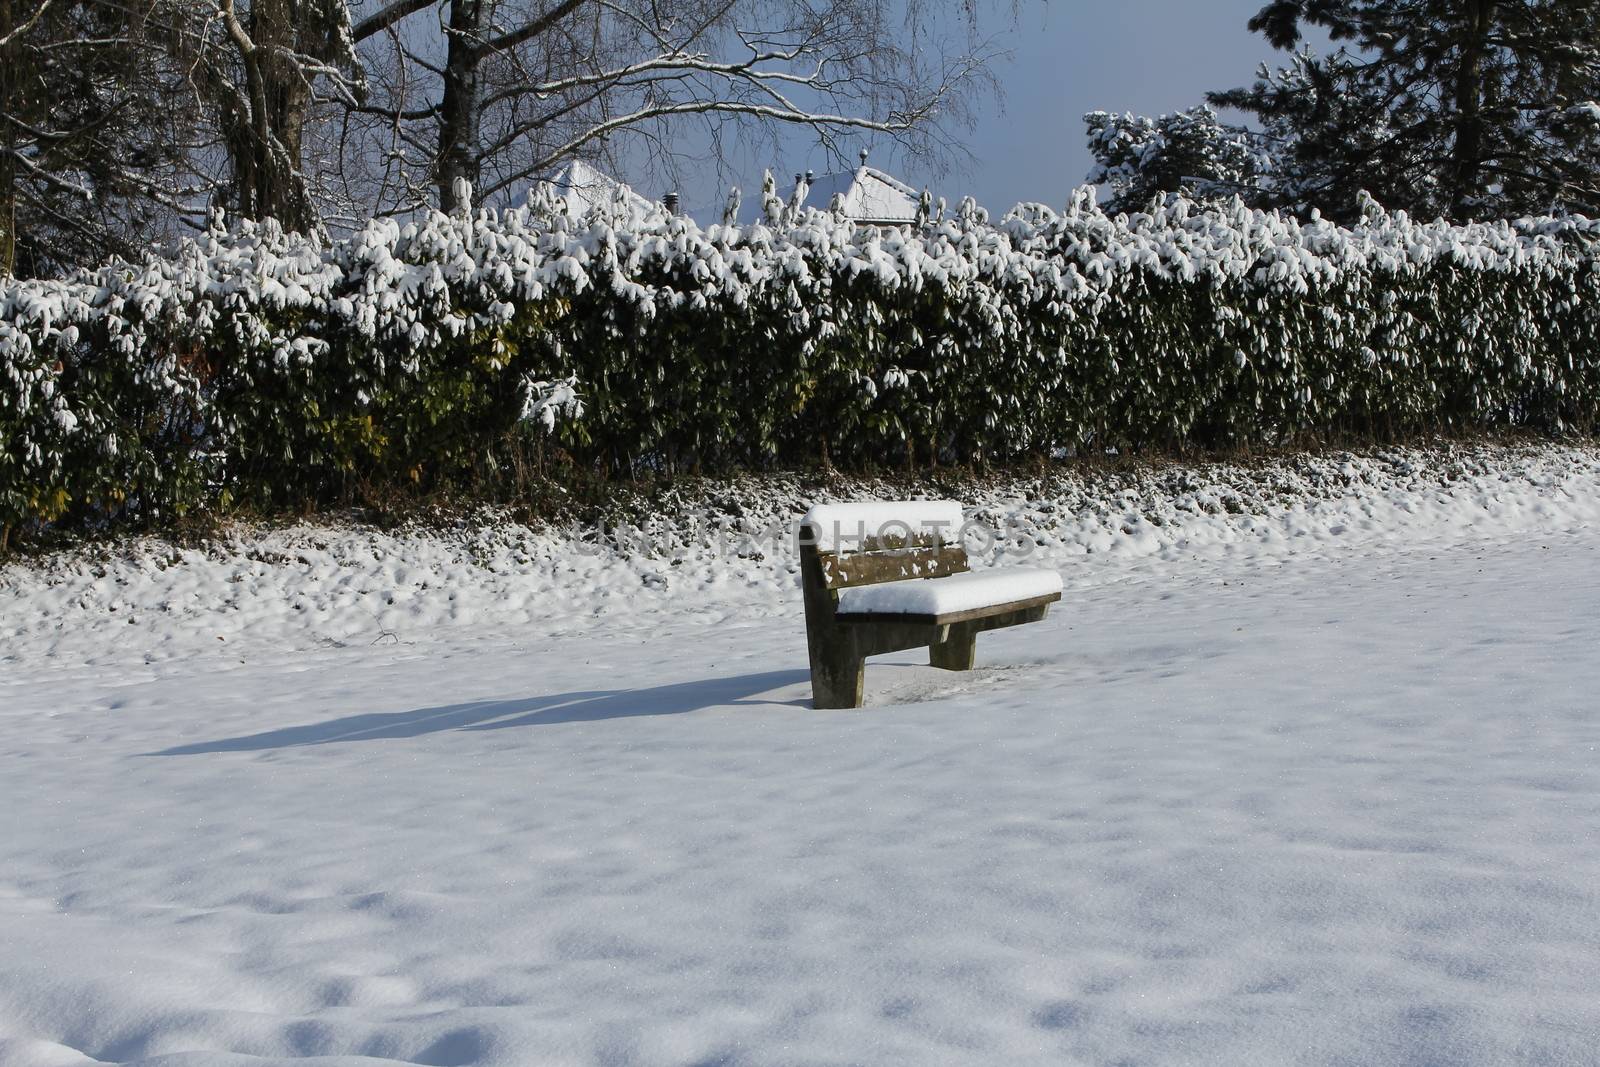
left=4, top=445, right=1600, bottom=1065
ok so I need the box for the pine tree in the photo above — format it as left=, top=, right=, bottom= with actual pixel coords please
left=1209, top=0, right=1600, bottom=221
left=1084, top=106, right=1271, bottom=214
left=0, top=0, right=192, bottom=276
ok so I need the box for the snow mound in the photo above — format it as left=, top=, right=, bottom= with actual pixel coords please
left=4, top=442, right=1600, bottom=674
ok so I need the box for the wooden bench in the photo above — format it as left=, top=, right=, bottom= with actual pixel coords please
left=799, top=501, right=1063, bottom=709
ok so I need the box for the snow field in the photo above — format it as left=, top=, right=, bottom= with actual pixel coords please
left=2, top=443, right=1600, bottom=1065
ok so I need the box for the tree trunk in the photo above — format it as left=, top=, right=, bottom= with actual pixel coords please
left=1448, top=0, right=1493, bottom=219
left=0, top=0, right=18, bottom=276
left=0, top=153, right=14, bottom=278
left=241, top=0, right=317, bottom=230
left=437, top=0, right=485, bottom=212
left=208, top=0, right=335, bottom=232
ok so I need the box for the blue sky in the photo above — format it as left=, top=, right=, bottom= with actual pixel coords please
left=675, top=1, right=1313, bottom=218
left=936, top=1, right=1294, bottom=210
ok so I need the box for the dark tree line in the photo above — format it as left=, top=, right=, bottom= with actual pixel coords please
left=0, top=0, right=195, bottom=275
left=1088, top=0, right=1600, bottom=223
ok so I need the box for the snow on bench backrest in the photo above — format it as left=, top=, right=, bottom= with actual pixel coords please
left=800, top=500, right=965, bottom=552
left=799, top=500, right=970, bottom=590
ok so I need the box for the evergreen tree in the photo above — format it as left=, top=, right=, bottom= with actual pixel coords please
left=1209, top=0, right=1600, bottom=221
left=1084, top=106, right=1270, bottom=214
left=0, top=0, right=192, bottom=276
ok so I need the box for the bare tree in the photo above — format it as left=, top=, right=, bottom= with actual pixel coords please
left=340, top=0, right=1004, bottom=215
left=161, top=0, right=365, bottom=232
left=4, top=0, right=1009, bottom=274
left=1, top=0, right=371, bottom=274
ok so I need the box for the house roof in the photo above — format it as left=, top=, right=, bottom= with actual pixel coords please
left=737, top=163, right=922, bottom=226
left=540, top=159, right=655, bottom=219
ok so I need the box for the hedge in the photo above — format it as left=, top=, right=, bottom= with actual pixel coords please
left=5, top=186, right=1600, bottom=539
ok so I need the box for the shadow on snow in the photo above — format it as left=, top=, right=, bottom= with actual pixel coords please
left=146, top=668, right=812, bottom=755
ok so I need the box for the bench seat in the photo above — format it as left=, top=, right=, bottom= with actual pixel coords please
left=836, top=567, right=1063, bottom=625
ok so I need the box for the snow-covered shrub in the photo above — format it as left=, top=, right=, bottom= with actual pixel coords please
left=1085, top=107, right=1271, bottom=213
left=4, top=187, right=1600, bottom=536
left=545, top=189, right=1600, bottom=471
left=0, top=210, right=585, bottom=534
left=0, top=271, right=212, bottom=539
left=206, top=213, right=578, bottom=503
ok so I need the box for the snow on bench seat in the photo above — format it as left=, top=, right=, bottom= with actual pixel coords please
left=801, top=499, right=964, bottom=550
left=836, top=567, right=1063, bottom=620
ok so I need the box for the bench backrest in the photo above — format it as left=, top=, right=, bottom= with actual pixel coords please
left=799, top=500, right=970, bottom=592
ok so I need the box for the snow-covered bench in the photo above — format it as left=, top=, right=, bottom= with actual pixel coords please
left=799, top=501, right=1063, bottom=709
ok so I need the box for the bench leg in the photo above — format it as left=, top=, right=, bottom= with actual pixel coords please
left=810, top=649, right=865, bottom=709
left=930, top=625, right=976, bottom=671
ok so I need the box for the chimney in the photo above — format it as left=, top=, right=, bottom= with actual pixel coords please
left=663, top=191, right=680, bottom=214
left=806, top=170, right=815, bottom=183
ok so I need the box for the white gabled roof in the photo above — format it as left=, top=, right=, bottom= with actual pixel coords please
left=540, top=159, right=655, bottom=219
left=824, top=165, right=922, bottom=224
left=738, top=163, right=923, bottom=226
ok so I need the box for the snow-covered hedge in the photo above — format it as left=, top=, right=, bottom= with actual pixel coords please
left=5, top=189, right=1600, bottom=535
